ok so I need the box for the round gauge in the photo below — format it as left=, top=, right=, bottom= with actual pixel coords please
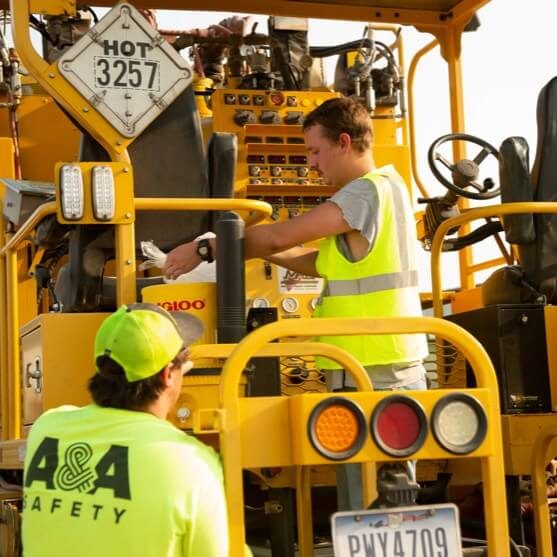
left=310, top=297, right=319, bottom=310
left=252, top=297, right=270, bottom=308
left=176, top=407, right=191, bottom=421
left=281, top=297, right=299, bottom=313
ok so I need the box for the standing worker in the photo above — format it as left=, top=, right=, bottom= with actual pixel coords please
left=163, top=96, right=429, bottom=510
left=22, top=303, right=229, bottom=556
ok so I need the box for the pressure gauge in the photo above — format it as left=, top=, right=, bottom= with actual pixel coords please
left=176, top=407, right=191, bottom=422
left=252, top=297, right=270, bottom=308
left=281, top=297, right=299, bottom=313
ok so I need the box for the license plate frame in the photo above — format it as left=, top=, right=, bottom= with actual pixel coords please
left=331, top=503, right=462, bottom=556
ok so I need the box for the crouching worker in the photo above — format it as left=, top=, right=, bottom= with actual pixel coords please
left=22, top=303, right=229, bottom=557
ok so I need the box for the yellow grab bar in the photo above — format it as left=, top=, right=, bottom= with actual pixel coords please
left=134, top=197, right=272, bottom=225
left=431, top=202, right=557, bottom=317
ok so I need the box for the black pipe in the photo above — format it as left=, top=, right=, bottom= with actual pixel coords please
left=216, top=211, right=245, bottom=343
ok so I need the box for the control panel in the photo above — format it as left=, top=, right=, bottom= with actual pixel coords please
left=212, top=89, right=338, bottom=129
left=209, top=86, right=411, bottom=393
left=211, top=88, right=339, bottom=325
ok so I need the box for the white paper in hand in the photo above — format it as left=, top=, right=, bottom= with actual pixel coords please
left=139, top=236, right=216, bottom=283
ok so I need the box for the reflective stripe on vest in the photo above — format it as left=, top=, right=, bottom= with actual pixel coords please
left=323, top=269, right=419, bottom=297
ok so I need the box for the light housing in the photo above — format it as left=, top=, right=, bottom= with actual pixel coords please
left=308, top=397, right=366, bottom=461
left=431, top=393, right=487, bottom=455
left=91, top=165, right=115, bottom=221
left=59, top=164, right=84, bottom=220
left=370, top=395, right=428, bottom=458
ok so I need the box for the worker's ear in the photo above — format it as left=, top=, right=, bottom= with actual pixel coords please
left=160, top=364, right=174, bottom=387
left=338, top=132, right=352, bottom=152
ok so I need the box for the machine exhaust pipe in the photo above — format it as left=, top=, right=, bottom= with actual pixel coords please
left=216, top=211, right=245, bottom=343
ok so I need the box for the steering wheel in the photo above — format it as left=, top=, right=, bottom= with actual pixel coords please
left=428, top=133, right=500, bottom=200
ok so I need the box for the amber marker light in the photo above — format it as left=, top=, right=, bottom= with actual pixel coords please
left=431, top=393, right=487, bottom=454
left=308, top=397, right=366, bottom=460
left=371, top=395, right=428, bottom=458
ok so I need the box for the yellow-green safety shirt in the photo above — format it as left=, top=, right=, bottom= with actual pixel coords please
left=22, top=404, right=228, bottom=557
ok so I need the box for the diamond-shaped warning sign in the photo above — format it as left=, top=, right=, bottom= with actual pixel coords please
left=58, top=2, right=192, bottom=138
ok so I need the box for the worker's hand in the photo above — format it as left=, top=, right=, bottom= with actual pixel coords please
left=163, top=242, right=200, bottom=280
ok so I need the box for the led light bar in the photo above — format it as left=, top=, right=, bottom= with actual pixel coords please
left=91, top=166, right=115, bottom=221
left=308, top=397, right=366, bottom=461
left=59, top=164, right=84, bottom=220
left=431, top=393, right=487, bottom=455
left=370, top=395, right=428, bottom=458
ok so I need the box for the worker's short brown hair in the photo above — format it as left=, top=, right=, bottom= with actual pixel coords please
left=88, top=350, right=189, bottom=410
left=302, top=97, right=373, bottom=153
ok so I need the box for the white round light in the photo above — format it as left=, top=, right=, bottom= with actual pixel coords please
left=436, top=401, right=479, bottom=446
left=432, top=394, right=487, bottom=455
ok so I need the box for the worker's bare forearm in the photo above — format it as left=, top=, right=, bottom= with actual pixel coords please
left=244, top=222, right=291, bottom=259
left=164, top=201, right=349, bottom=279
left=264, top=247, right=319, bottom=277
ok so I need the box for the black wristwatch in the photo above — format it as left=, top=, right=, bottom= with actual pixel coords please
left=196, top=238, right=214, bottom=263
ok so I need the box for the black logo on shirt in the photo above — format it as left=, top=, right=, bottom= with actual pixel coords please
left=55, top=442, right=95, bottom=492
left=24, top=437, right=130, bottom=524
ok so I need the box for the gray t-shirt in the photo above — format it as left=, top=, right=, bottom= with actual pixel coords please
left=325, top=173, right=426, bottom=390
left=329, top=177, right=379, bottom=260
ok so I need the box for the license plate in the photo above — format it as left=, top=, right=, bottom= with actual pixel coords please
left=331, top=503, right=462, bottom=556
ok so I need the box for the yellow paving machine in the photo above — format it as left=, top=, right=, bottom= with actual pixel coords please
left=1, top=0, right=556, bottom=555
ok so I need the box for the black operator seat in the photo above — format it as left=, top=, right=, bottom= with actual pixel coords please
left=53, top=86, right=237, bottom=312
left=482, top=76, right=557, bottom=305
left=530, top=75, right=557, bottom=303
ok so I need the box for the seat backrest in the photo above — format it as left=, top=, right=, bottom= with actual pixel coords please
left=498, top=136, right=535, bottom=262
left=79, top=86, right=211, bottom=251
left=484, top=77, right=557, bottom=306
left=529, top=76, right=557, bottom=303
left=53, top=86, right=236, bottom=312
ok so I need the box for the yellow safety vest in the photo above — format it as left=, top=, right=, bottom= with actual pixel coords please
left=313, top=167, right=428, bottom=369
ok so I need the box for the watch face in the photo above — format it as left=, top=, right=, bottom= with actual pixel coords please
left=197, top=240, right=211, bottom=260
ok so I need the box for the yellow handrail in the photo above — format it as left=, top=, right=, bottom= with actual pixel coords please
left=0, top=195, right=271, bottom=436
left=220, top=317, right=498, bottom=399
left=193, top=339, right=375, bottom=551
left=191, top=341, right=373, bottom=392
left=218, top=316, right=508, bottom=556
left=134, top=197, right=272, bottom=225
left=0, top=220, right=8, bottom=440
left=531, top=425, right=557, bottom=557
left=407, top=39, right=438, bottom=198
left=1, top=202, right=56, bottom=439
left=431, top=202, right=557, bottom=317
left=0, top=202, right=57, bottom=256
left=0, top=200, right=271, bottom=258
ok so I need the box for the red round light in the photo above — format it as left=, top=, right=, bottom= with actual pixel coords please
left=376, top=402, right=421, bottom=449
left=371, top=396, right=428, bottom=457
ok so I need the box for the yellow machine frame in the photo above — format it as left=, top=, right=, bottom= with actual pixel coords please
left=5, top=0, right=555, bottom=555
left=206, top=316, right=509, bottom=556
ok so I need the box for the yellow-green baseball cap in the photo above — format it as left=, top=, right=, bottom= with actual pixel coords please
left=94, top=303, right=204, bottom=382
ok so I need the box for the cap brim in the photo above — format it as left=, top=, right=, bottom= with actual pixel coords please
left=169, top=310, right=205, bottom=347
left=127, top=303, right=204, bottom=347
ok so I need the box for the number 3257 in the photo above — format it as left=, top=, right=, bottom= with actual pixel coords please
left=95, top=57, right=159, bottom=90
